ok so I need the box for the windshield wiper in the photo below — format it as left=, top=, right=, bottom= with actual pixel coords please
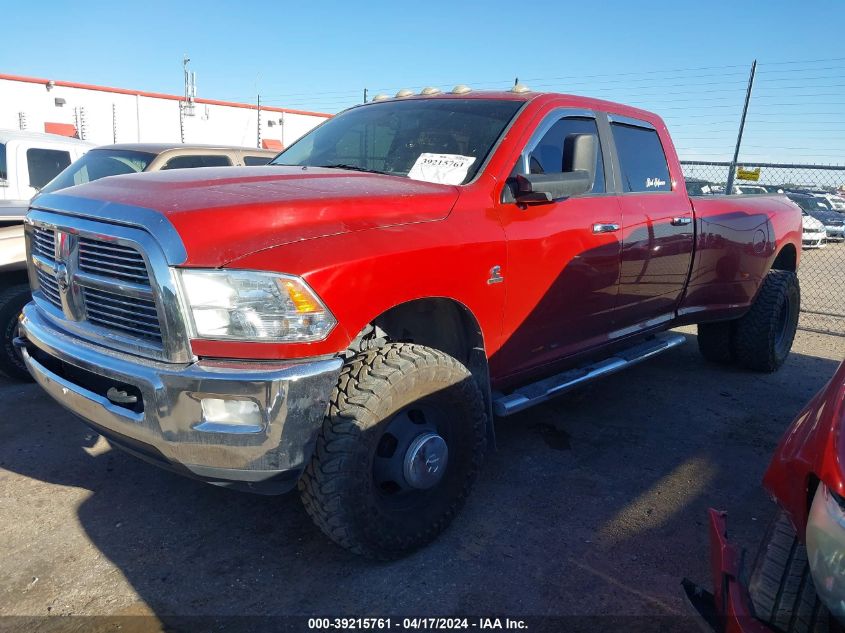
left=317, top=163, right=394, bottom=176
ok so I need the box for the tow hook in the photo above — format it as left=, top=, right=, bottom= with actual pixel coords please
left=106, top=387, right=138, bottom=406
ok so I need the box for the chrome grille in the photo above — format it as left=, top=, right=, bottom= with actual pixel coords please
left=32, top=226, right=56, bottom=260
left=29, top=224, right=163, bottom=346
left=83, top=287, right=162, bottom=340
left=35, top=267, right=62, bottom=309
left=78, top=238, right=150, bottom=284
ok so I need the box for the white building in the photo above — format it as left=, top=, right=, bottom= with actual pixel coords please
left=0, top=72, right=330, bottom=150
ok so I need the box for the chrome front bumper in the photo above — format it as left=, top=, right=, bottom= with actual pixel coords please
left=19, top=303, right=343, bottom=494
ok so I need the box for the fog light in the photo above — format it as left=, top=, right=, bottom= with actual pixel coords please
left=196, top=398, right=263, bottom=434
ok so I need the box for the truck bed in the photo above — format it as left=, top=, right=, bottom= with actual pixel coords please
left=679, top=193, right=803, bottom=320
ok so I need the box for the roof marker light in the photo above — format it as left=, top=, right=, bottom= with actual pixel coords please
left=395, top=89, right=414, bottom=98
left=420, top=87, right=441, bottom=95
left=451, top=85, right=472, bottom=94
left=511, top=84, right=531, bottom=93
left=371, top=94, right=390, bottom=102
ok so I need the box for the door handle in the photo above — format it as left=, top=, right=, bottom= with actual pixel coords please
left=671, top=216, right=692, bottom=226
left=592, top=223, right=620, bottom=234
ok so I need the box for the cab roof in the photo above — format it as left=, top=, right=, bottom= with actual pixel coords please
left=355, top=90, right=660, bottom=122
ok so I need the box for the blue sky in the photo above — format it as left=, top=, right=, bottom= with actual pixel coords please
left=3, top=0, right=844, bottom=163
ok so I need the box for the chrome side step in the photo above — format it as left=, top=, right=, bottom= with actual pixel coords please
left=492, top=332, right=686, bottom=417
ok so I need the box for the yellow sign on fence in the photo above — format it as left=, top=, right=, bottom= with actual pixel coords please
left=736, top=167, right=761, bottom=181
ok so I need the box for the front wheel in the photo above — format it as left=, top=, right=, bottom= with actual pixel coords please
left=0, top=284, right=33, bottom=381
left=298, top=343, right=487, bottom=559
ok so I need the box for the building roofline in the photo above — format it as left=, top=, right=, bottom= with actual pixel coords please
left=0, top=72, right=332, bottom=119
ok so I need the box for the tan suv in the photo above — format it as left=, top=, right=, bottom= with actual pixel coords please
left=0, top=143, right=276, bottom=380
left=40, top=143, right=277, bottom=193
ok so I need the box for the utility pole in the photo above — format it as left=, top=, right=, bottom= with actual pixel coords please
left=257, top=94, right=262, bottom=149
left=363, top=88, right=368, bottom=103
left=726, top=60, right=757, bottom=194
left=135, top=94, right=141, bottom=141
left=182, top=55, right=196, bottom=114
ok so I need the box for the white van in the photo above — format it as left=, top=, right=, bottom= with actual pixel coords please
left=0, top=131, right=94, bottom=379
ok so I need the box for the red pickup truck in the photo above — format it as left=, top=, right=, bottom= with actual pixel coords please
left=17, top=88, right=802, bottom=558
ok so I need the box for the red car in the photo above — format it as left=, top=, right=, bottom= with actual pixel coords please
left=17, top=88, right=803, bottom=558
left=710, top=359, right=845, bottom=632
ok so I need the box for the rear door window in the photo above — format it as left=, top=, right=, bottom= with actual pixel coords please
left=161, top=154, right=233, bottom=170
left=611, top=123, right=671, bottom=193
left=27, top=148, right=72, bottom=190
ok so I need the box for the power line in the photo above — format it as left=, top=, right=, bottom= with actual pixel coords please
left=233, top=57, right=844, bottom=165
left=210, top=55, right=845, bottom=109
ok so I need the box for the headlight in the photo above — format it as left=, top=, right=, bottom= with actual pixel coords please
left=178, top=269, right=336, bottom=342
left=825, top=485, right=845, bottom=527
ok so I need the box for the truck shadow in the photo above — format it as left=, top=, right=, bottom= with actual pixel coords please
left=0, top=335, right=841, bottom=627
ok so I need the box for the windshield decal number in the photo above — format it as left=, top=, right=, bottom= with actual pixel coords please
left=407, top=153, right=477, bottom=185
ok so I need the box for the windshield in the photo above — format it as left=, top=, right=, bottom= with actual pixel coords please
left=789, top=195, right=827, bottom=213
left=41, top=149, right=156, bottom=194
left=271, top=98, right=524, bottom=185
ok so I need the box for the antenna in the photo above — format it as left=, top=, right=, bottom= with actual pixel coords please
left=182, top=55, right=196, bottom=117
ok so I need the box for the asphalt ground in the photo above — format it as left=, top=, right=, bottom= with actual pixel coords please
left=0, top=327, right=842, bottom=632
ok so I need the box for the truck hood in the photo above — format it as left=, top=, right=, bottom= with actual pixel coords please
left=35, top=166, right=461, bottom=267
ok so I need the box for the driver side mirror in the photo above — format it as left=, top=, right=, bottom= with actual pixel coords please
left=515, top=171, right=592, bottom=203
left=514, top=132, right=597, bottom=204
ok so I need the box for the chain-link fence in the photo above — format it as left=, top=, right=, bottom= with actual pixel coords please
left=681, top=161, right=845, bottom=336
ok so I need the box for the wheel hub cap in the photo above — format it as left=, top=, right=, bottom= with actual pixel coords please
left=403, top=432, right=448, bottom=489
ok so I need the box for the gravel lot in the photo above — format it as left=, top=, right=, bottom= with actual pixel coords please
left=799, top=239, right=845, bottom=334
left=0, top=327, right=842, bottom=632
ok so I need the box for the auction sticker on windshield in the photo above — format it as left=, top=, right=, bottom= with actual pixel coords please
left=408, top=153, right=476, bottom=185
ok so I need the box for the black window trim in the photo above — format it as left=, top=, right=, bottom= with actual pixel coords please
left=161, top=153, right=234, bottom=170
left=606, top=113, right=675, bottom=196
left=513, top=107, right=615, bottom=199
left=242, top=155, right=272, bottom=166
